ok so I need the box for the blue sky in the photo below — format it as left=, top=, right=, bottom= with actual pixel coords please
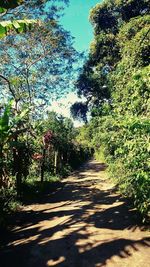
left=50, top=1, right=102, bottom=125
left=60, top=0, right=102, bottom=52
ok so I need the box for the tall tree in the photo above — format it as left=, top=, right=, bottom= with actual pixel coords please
left=0, top=21, right=78, bottom=114
left=74, top=0, right=149, bottom=119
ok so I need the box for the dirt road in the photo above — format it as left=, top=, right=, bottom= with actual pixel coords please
left=1, top=160, right=150, bottom=267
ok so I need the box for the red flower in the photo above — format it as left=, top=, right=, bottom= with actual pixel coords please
left=43, top=130, right=53, bottom=146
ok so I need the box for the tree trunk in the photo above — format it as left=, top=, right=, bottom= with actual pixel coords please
left=54, top=150, right=58, bottom=175
left=16, top=171, right=22, bottom=197
left=12, top=136, right=23, bottom=197
left=0, top=144, right=4, bottom=188
left=41, top=147, right=46, bottom=183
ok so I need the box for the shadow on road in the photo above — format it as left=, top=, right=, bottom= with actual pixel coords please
left=0, top=161, right=149, bottom=267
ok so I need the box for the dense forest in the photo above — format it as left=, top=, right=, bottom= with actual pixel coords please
left=0, top=0, right=149, bottom=229
left=72, top=0, right=150, bottom=221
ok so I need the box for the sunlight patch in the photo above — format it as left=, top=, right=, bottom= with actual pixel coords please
left=47, top=256, right=65, bottom=266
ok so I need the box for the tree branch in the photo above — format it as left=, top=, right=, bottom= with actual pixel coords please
left=0, top=74, right=16, bottom=100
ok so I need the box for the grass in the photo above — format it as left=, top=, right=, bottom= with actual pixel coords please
left=21, top=175, right=61, bottom=203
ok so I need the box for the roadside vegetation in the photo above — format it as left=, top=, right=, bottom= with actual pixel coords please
left=0, top=0, right=149, bottom=227
left=0, top=0, right=91, bottom=227
left=72, top=0, right=150, bottom=221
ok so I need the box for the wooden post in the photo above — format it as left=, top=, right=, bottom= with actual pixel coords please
left=41, top=147, right=46, bottom=183
left=54, top=150, right=58, bottom=175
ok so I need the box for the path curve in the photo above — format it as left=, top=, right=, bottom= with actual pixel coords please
left=1, top=160, right=150, bottom=267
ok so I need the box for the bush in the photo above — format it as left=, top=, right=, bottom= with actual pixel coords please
left=93, top=115, right=150, bottom=221
left=0, top=188, right=20, bottom=227
left=22, top=174, right=61, bottom=198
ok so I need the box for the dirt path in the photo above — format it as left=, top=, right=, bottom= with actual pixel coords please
left=1, top=160, right=150, bottom=267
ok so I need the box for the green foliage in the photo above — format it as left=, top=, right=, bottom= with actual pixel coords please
left=22, top=175, right=60, bottom=198
left=112, top=65, right=150, bottom=116
left=86, top=115, right=150, bottom=219
left=39, top=112, right=92, bottom=174
left=75, top=0, right=150, bottom=221
left=0, top=187, right=20, bottom=227
left=90, top=0, right=150, bottom=31
left=0, top=7, right=7, bottom=14
left=0, top=0, right=37, bottom=38
left=0, top=21, right=79, bottom=110
left=0, top=0, right=24, bottom=9
left=70, top=102, right=88, bottom=123
left=0, top=103, right=11, bottom=144
left=0, top=19, right=37, bottom=38
left=0, top=0, right=86, bottom=226
left=90, top=32, right=120, bottom=66
left=75, top=2, right=149, bottom=118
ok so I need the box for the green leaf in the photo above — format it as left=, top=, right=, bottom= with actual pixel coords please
left=0, top=24, right=6, bottom=38
left=0, top=20, right=11, bottom=27
left=0, top=7, right=7, bottom=13
left=0, top=19, right=37, bottom=38
left=19, top=108, right=29, bottom=119
left=12, top=20, right=20, bottom=29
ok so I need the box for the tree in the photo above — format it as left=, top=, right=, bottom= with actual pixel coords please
left=70, top=102, right=88, bottom=123
left=32, top=111, right=87, bottom=180
left=0, top=0, right=38, bottom=38
left=74, top=0, right=149, bottom=119
left=0, top=0, right=37, bottom=194
left=111, top=15, right=150, bottom=116
left=0, top=21, right=78, bottom=114
left=75, top=0, right=150, bottom=220
left=0, top=0, right=79, bottom=195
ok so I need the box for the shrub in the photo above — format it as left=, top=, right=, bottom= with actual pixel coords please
left=93, top=115, right=150, bottom=220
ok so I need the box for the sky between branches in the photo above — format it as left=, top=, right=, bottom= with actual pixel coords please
left=50, top=0, right=101, bottom=125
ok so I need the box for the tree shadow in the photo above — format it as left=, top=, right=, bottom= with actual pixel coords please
left=0, top=161, right=149, bottom=267
left=1, top=225, right=149, bottom=267
left=74, top=161, right=107, bottom=174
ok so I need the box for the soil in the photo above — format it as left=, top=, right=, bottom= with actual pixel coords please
left=0, top=159, right=150, bottom=267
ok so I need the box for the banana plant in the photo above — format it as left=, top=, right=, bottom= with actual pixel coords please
left=0, top=101, right=30, bottom=189
left=0, top=103, right=11, bottom=186
left=0, top=103, right=11, bottom=146
left=0, top=19, right=37, bottom=38
left=0, top=2, right=37, bottom=38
